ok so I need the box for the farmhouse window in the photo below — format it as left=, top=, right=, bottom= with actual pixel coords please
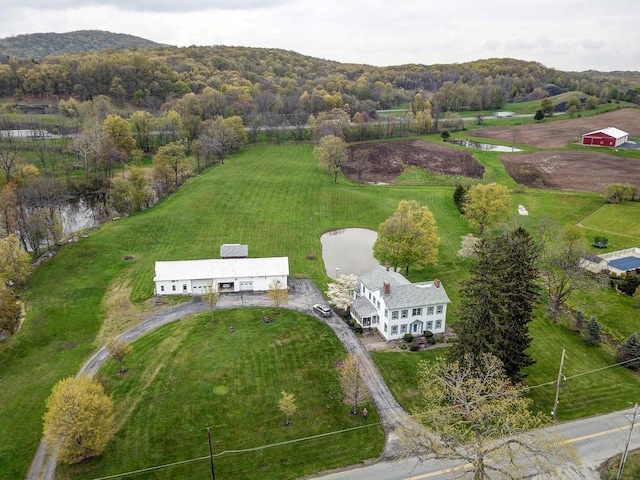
left=435, top=320, right=442, bottom=329
left=427, top=321, right=433, bottom=330
left=401, top=310, right=408, bottom=319
left=160, top=286, right=165, bottom=292
left=172, top=285, right=176, bottom=291
left=401, top=324, right=407, bottom=334
left=436, top=305, right=443, bottom=314
left=383, top=323, right=387, bottom=332
left=384, top=308, right=388, bottom=318
left=391, top=325, right=398, bottom=335
left=412, top=308, right=422, bottom=316
left=427, top=306, right=434, bottom=315
left=392, top=311, right=399, bottom=320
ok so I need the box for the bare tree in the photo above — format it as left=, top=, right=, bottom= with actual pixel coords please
left=337, top=355, right=371, bottom=415
left=400, top=354, right=576, bottom=479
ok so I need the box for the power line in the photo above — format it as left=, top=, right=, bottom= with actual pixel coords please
left=92, top=423, right=381, bottom=480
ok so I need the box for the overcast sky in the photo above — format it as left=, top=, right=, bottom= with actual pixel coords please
left=1, top=0, right=638, bottom=72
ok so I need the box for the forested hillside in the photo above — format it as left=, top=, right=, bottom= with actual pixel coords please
left=1, top=36, right=639, bottom=118
left=0, top=30, right=167, bottom=60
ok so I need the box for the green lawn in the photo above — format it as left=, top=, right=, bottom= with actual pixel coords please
left=57, top=308, right=383, bottom=480
left=1, top=138, right=639, bottom=478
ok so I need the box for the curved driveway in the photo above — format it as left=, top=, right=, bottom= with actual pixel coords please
left=27, top=279, right=422, bottom=479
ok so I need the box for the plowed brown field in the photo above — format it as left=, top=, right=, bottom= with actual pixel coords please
left=344, top=139, right=484, bottom=184
left=474, top=108, right=640, bottom=148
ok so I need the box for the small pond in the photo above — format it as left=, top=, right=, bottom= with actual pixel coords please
left=320, top=228, right=379, bottom=279
left=445, top=138, right=522, bottom=152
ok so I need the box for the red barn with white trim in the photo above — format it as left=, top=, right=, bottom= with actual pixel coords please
left=581, top=127, right=629, bottom=147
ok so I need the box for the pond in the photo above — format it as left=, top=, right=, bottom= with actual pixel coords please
left=320, top=228, right=379, bottom=279
left=444, top=138, right=522, bottom=152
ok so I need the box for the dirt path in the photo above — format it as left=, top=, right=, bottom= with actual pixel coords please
left=27, top=280, right=420, bottom=479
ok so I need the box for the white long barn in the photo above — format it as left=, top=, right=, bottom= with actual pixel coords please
left=154, top=257, right=289, bottom=295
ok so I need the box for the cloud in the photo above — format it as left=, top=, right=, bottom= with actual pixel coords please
left=10, top=0, right=291, bottom=13
left=581, top=38, right=604, bottom=50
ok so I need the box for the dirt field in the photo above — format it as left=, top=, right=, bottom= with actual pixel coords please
left=344, top=139, right=484, bottom=183
left=473, top=108, right=640, bottom=148
left=501, top=150, right=640, bottom=192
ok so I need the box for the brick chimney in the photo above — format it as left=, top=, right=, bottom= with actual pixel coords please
left=434, top=278, right=441, bottom=288
left=383, top=282, right=391, bottom=296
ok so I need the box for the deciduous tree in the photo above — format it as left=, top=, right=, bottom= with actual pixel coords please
left=0, top=234, right=31, bottom=285
left=541, top=225, right=598, bottom=322
left=153, top=141, right=190, bottom=191
left=337, top=355, right=371, bottom=415
left=202, top=285, right=220, bottom=323
left=0, top=288, right=21, bottom=337
left=43, top=376, right=115, bottom=464
left=313, top=135, right=347, bottom=183
left=463, top=183, right=511, bottom=235
left=106, top=338, right=131, bottom=374
left=326, top=274, right=358, bottom=311
left=267, top=279, right=288, bottom=313
left=373, top=200, right=439, bottom=276
left=402, top=354, right=574, bottom=479
left=278, top=390, right=297, bottom=426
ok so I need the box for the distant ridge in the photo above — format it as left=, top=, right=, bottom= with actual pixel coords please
left=0, top=30, right=170, bottom=59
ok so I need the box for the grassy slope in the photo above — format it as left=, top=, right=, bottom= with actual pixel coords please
left=58, top=309, right=384, bottom=480
left=1, top=138, right=639, bottom=477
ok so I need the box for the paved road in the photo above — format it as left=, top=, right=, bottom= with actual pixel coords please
left=27, top=279, right=420, bottom=479
left=310, top=408, right=640, bottom=479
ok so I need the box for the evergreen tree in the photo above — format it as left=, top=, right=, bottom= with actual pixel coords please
left=584, top=317, right=601, bottom=346
left=616, top=333, right=640, bottom=370
left=452, top=183, right=467, bottom=213
left=450, top=227, right=540, bottom=382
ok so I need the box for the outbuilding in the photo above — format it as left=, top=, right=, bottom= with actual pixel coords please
left=581, top=127, right=629, bottom=147
left=154, top=256, right=289, bottom=295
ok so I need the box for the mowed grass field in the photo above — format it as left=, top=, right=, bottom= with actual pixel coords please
left=57, top=309, right=384, bottom=480
left=1, top=139, right=639, bottom=478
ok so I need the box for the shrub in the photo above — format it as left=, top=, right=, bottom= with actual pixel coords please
left=409, top=344, right=420, bottom=352
left=424, top=330, right=434, bottom=338
left=354, top=325, right=363, bottom=334
left=400, top=343, right=408, bottom=350
left=436, top=337, right=445, bottom=344
left=427, top=336, right=436, bottom=345
left=403, top=333, right=414, bottom=343
left=306, top=252, right=316, bottom=260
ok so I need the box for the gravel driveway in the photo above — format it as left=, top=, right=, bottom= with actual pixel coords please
left=27, top=279, right=420, bottom=479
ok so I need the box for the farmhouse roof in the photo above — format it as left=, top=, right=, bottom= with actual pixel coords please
left=583, top=127, right=628, bottom=139
left=359, top=265, right=409, bottom=290
left=359, top=265, right=450, bottom=308
left=220, top=244, right=248, bottom=258
left=154, top=257, right=289, bottom=281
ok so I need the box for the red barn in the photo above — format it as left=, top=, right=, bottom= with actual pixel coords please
left=581, top=127, right=629, bottom=147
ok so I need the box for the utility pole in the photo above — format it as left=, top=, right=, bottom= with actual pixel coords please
left=552, top=348, right=566, bottom=421
left=207, top=427, right=216, bottom=480
left=617, top=403, right=638, bottom=480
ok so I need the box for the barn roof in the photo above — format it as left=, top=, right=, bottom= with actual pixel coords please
left=154, top=257, right=289, bottom=281
left=582, top=127, right=628, bottom=139
left=220, top=244, right=248, bottom=258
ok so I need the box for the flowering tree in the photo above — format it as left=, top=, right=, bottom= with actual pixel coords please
left=326, top=273, right=358, bottom=311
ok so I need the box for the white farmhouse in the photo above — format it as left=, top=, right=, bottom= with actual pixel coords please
left=350, top=265, right=450, bottom=341
left=154, top=257, right=289, bottom=295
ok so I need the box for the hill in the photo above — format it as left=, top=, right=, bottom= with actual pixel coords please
left=0, top=30, right=169, bottom=59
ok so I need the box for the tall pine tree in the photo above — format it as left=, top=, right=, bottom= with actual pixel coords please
left=450, top=227, right=540, bottom=382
